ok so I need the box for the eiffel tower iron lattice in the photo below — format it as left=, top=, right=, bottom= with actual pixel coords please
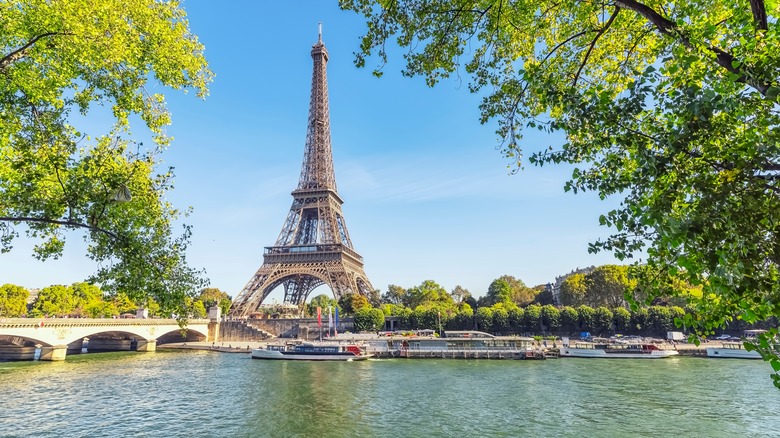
left=230, top=28, right=373, bottom=317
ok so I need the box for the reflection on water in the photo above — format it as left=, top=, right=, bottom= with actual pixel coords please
left=1, top=351, right=779, bottom=437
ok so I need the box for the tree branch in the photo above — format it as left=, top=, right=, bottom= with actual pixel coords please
left=541, top=29, right=594, bottom=66
left=614, top=0, right=771, bottom=96
left=574, top=7, right=621, bottom=86
left=0, top=216, right=120, bottom=240
left=749, top=0, right=768, bottom=31
left=0, top=32, right=73, bottom=71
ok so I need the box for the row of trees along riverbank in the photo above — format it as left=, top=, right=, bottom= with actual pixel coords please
left=0, top=283, right=231, bottom=319
left=303, top=267, right=775, bottom=338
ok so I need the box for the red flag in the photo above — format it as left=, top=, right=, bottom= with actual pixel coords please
left=317, top=307, right=322, bottom=326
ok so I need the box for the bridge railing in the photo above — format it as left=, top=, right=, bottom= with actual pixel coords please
left=0, top=318, right=210, bottom=327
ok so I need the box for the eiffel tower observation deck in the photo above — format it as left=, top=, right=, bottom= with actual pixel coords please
left=230, top=26, right=373, bottom=317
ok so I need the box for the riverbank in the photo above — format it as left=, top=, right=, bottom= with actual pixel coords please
left=159, top=341, right=265, bottom=353
left=158, top=338, right=718, bottom=357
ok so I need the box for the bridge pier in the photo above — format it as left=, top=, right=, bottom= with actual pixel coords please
left=208, top=306, right=221, bottom=343
left=208, top=321, right=220, bottom=343
left=38, top=345, right=68, bottom=361
left=135, top=339, right=157, bottom=352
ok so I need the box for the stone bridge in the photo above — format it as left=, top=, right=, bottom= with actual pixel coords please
left=0, top=318, right=215, bottom=361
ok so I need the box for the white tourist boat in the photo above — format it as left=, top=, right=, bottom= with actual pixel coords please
left=251, top=342, right=372, bottom=361
left=561, top=341, right=679, bottom=359
left=364, top=331, right=538, bottom=359
left=706, top=341, right=761, bottom=359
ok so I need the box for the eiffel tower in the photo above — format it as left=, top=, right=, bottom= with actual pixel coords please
left=230, top=27, right=373, bottom=317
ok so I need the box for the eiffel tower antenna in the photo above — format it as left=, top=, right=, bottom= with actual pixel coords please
left=230, top=28, right=373, bottom=317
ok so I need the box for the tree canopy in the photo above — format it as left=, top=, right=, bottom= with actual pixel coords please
left=308, top=293, right=339, bottom=318
left=559, top=273, right=588, bottom=307
left=481, top=275, right=536, bottom=306
left=0, top=283, right=29, bottom=316
left=404, top=280, right=454, bottom=309
left=342, top=0, right=780, bottom=386
left=586, top=265, right=636, bottom=308
left=1, top=0, right=213, bottom=317
left=198, top=288, right=232, bottom=316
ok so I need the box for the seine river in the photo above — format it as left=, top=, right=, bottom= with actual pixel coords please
left=1, top=350, right=779, bottom=437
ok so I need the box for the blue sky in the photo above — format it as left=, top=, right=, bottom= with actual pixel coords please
left=1, top=1, right=626, bottom=300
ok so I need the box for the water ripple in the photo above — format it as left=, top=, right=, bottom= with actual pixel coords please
left=1, top=352, right=779, bottom=437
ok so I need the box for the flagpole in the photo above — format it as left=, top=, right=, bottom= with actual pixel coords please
left=317, top=306, right=322, bottom=342
left=328, top=306, right=333, bottom=338
left=335, top=306, right=339, bottom=337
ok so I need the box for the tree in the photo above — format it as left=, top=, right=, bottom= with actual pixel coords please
left=30, top=284, right=75, bottom=317
left=451, top=302, right=475, bottom=330
left=367, top=289, right=382, bottom=308
left=560, top=306, right=580, bottom=335
left=648, top=306, right=674, bottom=335
left=338, top=293, right=370, bottom=316
left=309, top=294, right=338, bottom=318
left=576, top=305, right=596, bottom=333
left=500, top=275, right=536, bottom=305
left=354, top=307, right=385, bottom=332
left=381, top=303, right=403, bottom=317
left=670, top=306, right=686, bottom=329
left=540, top=304, right=561, bottom=333
left=522, top=305, right=542, bottom=334
left=476, top=306, right=493, bottom=333
left=532, top=284, right=554, bottom=305
left=342, top=0, right=780, bottom=386
left=593, top=307, right=615, bottom=336
left=631, top=307, right=650, bottom=334
left=450, top=285, right=471, bottom=303
left=198, top=288, right=232, bottom=316
left=382, top=285, right=406, bottom=305
left=109, top=291, right=138, bottom=316
left=1, top=0, right=213, bottom=318
left=84, top=300, right=118, bottom=318
left=463, top=294, right=479, bottom=313
left=351, top=293, right=371, bottom=313
left=404, top=280, right=453, bottom=309
left=585, top=265, right=635, bottom=308
left=191, top=300, right=207, bottom=319
left=71, top=282, right=103, bottom=316
left=491, top=305, right=510, bottom=334
left=613, top=307, right=632, bottom=333
left=0, top=283, right=29, bottom=317
left=396, top=306, right=414, bottom=329
left=145, top=297, right=161, bottom=317
left=508, top=306, right=524, bottom=332
left=559, top=274, right=587, bottom=307
left=485, top=279, right=512, bottom=306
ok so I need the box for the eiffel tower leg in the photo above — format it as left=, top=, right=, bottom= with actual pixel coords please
left=230, top=265, right=281, bottom=317
left=283, top=276, right=307, bottom=306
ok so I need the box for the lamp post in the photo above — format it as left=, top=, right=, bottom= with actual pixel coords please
left=437, top=311, right=442, bottom=336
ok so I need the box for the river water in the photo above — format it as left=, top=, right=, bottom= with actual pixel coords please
left=1, top=350, right=778, bottom=437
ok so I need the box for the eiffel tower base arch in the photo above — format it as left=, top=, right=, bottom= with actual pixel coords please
left=231, top=257, right=373, bottom=317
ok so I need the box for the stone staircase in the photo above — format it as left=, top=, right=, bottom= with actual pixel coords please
left=219, top=319, right=275, bottom=342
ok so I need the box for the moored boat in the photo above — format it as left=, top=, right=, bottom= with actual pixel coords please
left=706, top=341, right=761, bottom=359
left=561, top=340, right=679, bottom=359
left=251, top=342, right=372, bottom=361
left=364, top=331, right=537, bottom=359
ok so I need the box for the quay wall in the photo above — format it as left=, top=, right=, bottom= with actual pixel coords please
left=219, top=318, right=355, bottom=341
